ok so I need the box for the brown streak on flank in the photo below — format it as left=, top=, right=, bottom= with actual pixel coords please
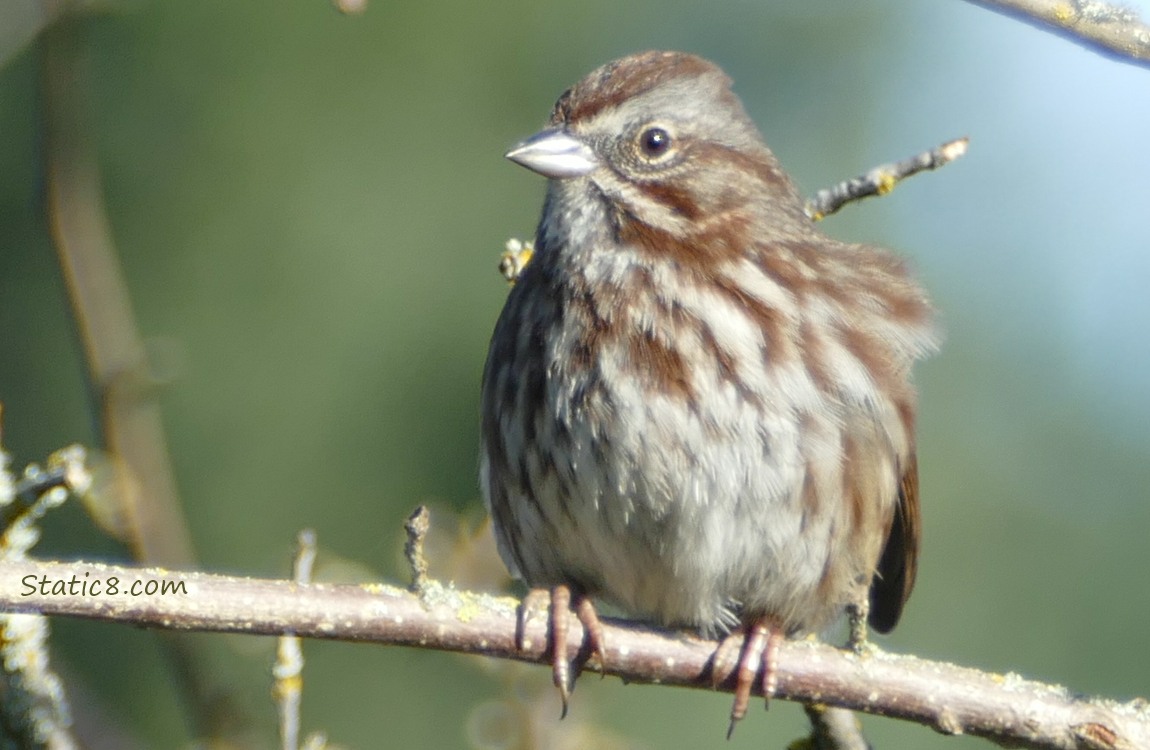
left=561, top=282, right=609, bottom=377
left=801, top=244, right=862, bottom=308
left=537, top=450, right=579, bottom=528
left=515, top=310, right=550, bottom=446
left=491, top=488, right=529, bottom=580
left=698, top=323, right=763, bottom=408
left=885, top=284, right=934, bottom=328
left=699, top=324, right=738, bottom=385
left=850, top=247, right=933, bottom=327
left=894, top=393, right=917, bottom=452
left=840, top=326, right=893, bottom=385
left=813, top=517, right=839, bottom=604
left=797, top=318, right=834, bottom=397
left=798, top=458, right=820, bottom=534
left=712, top=273, right=792, bottom=366
left=628, top=330, right=693, bottom=401
left=756, top=242, right=815, bottom=297
left=552, top=52, right=723, bottom=125
left=840, top=432, right=868, bottom=539
left=530, top=428, right=558, bottom=484
left=627, top=263, right=656, bottom=296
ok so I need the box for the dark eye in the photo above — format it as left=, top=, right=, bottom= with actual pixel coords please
left=639, top=127, right=672, bottom=158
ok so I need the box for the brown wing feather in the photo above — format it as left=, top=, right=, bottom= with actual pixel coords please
left=867, top=453, right=921, bottom=634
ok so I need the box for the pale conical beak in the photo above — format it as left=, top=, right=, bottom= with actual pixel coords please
left=505, top=128, right=599, bottom=179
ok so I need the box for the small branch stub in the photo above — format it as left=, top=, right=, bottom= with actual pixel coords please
left=499, top=239, right=535, bottom=285
left=403, top=505, right=431, bottom=595
left=804, top=137, right=970, bottom=221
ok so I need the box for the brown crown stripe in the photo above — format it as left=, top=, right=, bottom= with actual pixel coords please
left=552, top=52, right=723, bottom=125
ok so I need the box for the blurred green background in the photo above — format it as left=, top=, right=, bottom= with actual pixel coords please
left=2, top=1, right=1148, bottom=748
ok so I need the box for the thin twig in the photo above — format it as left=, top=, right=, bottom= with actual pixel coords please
left=275, top=530, right=319, bottom=750
left=963, top=0, right=1150, bottom=70
left=804, top=137, right=969, bottom=220
left=1, top=558, right=1146, bottom=750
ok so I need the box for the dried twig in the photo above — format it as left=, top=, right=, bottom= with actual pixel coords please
left=1, top=558, right=1146, bottom=750
left=963, top=0, right=1150, bottom=70
left=804, top=137, right=969, bottom=220
left=274, top=530, right=319, bottom=750
left=403, top=505, right=431, bottom=594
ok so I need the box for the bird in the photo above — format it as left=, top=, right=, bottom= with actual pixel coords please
left=480, top=50, right=938, bottom=732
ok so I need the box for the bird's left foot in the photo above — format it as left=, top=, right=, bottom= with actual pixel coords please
left=517, top=585, right=606, bottom=718
left=711, top=617, right=784, bottom=737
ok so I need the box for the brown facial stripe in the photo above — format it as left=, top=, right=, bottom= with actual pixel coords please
left=632, top=180, right=704, bottom=220
left=690, top=142, right=800, bottom=203
left=614, top=197, right=763, bottom=277
left=619, top=143, right=799, bottom=227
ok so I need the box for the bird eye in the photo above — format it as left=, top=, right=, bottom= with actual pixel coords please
left=639, top=126, right=672, bottom=158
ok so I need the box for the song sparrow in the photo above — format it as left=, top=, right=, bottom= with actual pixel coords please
left=480, top=50, right=938, bottom=730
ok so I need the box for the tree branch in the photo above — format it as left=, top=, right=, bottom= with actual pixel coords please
left=963, top=0, right=1150, bottom=70
left=803, top=137, right=969, bottom=221
left=1, top=558, right=1146, bottom=750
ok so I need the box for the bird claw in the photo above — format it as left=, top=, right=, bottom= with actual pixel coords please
left=550, top=585, right=573, bottom=717
left=575, top=595, right=607, bottom=677
left=713, top=619, right=783, bottom=738
left=517, top=585, right=606, bottom=719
